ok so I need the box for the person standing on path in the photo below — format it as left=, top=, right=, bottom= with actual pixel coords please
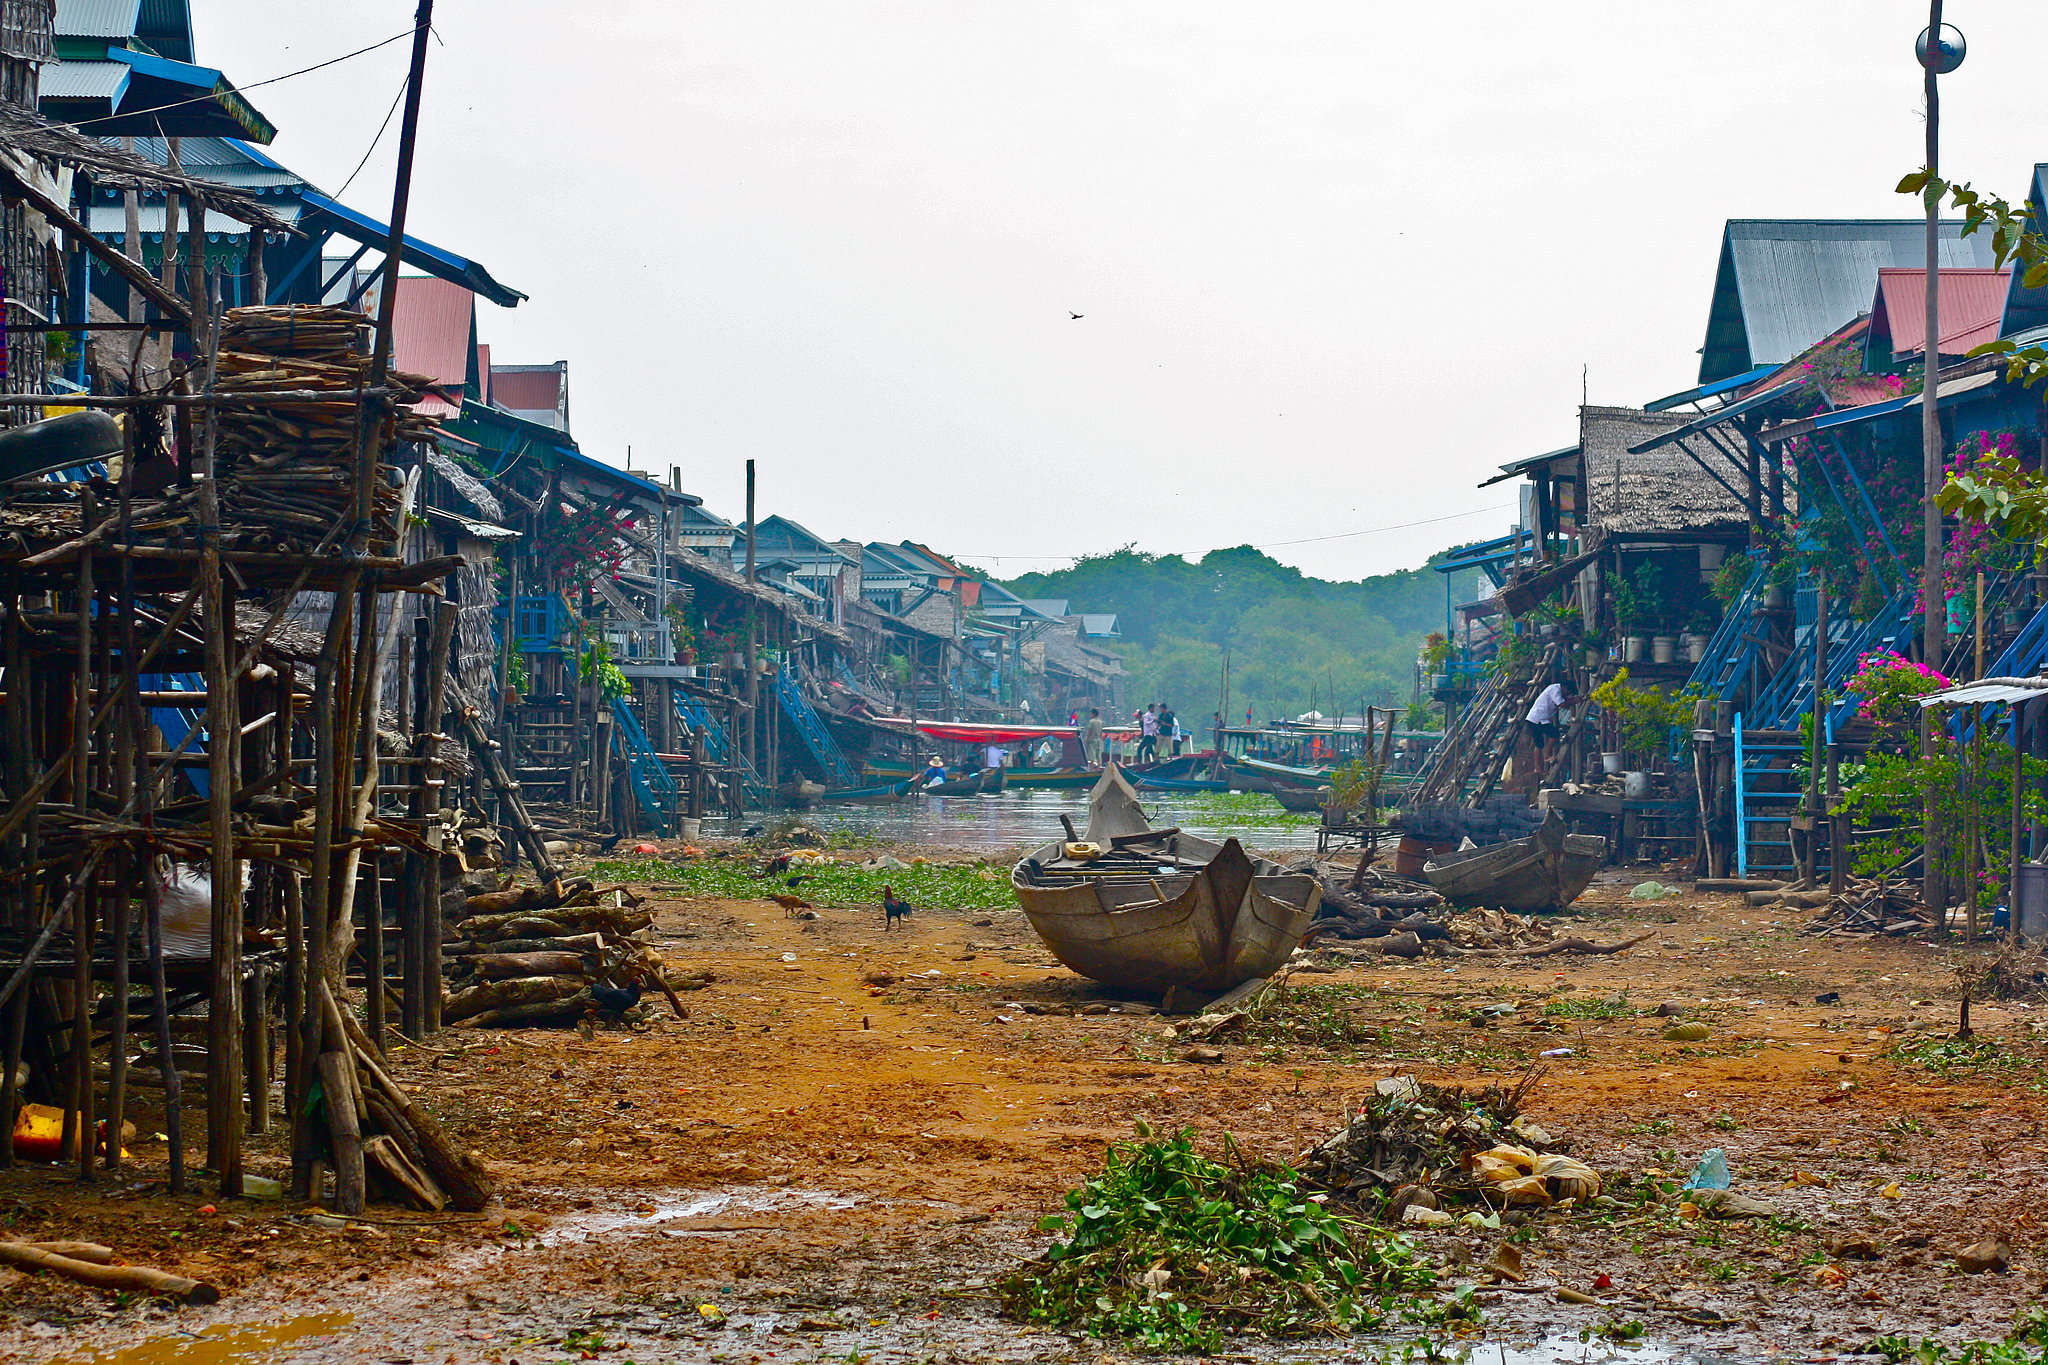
left=1081, top=709, right=1105, bottom=766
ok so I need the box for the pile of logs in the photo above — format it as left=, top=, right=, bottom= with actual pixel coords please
left=1800, top=878, right=1934, bottom=937
left=1308, top=865, right=1445, bottom=941
left=208, top=305, right=441, bottom=551
left=442, top=880, right=701, bottom=1029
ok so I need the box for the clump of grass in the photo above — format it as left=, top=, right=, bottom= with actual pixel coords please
left=997, top=1125, right=1442, bottom=1353
left=591, top=855, right=1015, bottom=912
left=1240, top=983, right=1402, bottom=1052
left=1888, top=1035, right=2037, bottom=1080
left=1542, top=994, right=1634, bottom=1020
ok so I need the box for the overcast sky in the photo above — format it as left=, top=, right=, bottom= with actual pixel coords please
left=196, top=2, right=2048, bottom=581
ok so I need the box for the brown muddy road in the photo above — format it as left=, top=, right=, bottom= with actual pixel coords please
left=4, top=868, right=2047, bottom=1363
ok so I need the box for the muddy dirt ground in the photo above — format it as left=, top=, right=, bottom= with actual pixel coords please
left=4, top=853, right=2048, bottom=1363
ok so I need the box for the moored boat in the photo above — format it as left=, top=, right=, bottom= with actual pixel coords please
left=1136, top=774, right=1231, bottom=792
left=1011, top=766, right=1320, bottom=995
left=1421, top=813, right=1607, bottom=913
left=817, top=778, right=913, bottom=803
left=1269, top=786, right=1331, bottom=813
left=917, top=766, right=1005, bottom=796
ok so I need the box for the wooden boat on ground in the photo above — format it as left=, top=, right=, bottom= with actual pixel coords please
left=1421, top=813, right=1607, bottom=913
left=779, top=779, right=826, bottom=807
left=1011, top=765, right=1321, bottom=995
left=1136, top=774, right=1232, bottom=792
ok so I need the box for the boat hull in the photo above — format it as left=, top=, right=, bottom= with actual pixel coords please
left=1422, top=816, right=1607, bottom=913
left=1136, top=775, right=1231, bottom=792
left=1011, top=767, right=1318, bottom=994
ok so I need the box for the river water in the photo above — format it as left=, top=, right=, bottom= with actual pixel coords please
left=695, top=788, right=1325, bottom=854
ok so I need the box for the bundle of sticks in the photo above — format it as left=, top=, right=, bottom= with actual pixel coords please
left=1800, top=877, right=1934, bottom=937
left=206, top=305, right=442, bottom=552
left=441, top=879, right=699, bottom=1029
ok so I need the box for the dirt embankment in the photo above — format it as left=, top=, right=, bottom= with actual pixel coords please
left=4, top=871, right=2048, bottom=1362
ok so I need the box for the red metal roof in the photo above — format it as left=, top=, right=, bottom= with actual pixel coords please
left=388, top=275, right=475, bottom=398
left=474, top=343, right=491, bottom=404
left=489, top=366, right=561, bottom=414
left=1870, top=267, right=2011, bottom=361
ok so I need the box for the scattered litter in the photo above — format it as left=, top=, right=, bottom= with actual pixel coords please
left=1628, top=881, right=1679, bottom=899
left=1663, top=1021, right=1712, bottom=1042
left=1685, top=1149, right=1731, bottom=1191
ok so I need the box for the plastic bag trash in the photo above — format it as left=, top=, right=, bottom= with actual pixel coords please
left=1685, top=1148, right=1732, bottom=1191
left=1628, top=881, right=1679, bottom=900
left=1539, top=1047, right=1575, bottom=1058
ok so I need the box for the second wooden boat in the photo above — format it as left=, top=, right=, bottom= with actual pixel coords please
left=917, top=767, right=1005, bottom=796
left=817, top=778, right=913, bottom=803
left=1270, top=786, right=1331, bottom=813
left=1136, top=774, right=1231, bottom=792
left=1012, top=766, right=1320, bottom=995
left=1421, top=813, right=1607, bottom=913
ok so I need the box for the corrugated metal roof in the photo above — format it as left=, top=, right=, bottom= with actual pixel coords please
left=1920, top=677, right=2048, bottom=706
left=298, top=190, right=525, bottom=309
left=1869, top=267, right=2011, bottom=362
left=389, top=275, right=475, bottom=392
left=54, top=0, right=142, bottom=39
left=86, top=203, right=300, bottom=236
left=1699, top=220, right=1999, bottom=382
left=488, top=365, right=561, bottom=416
left=39, top=61, right=127, bottom=99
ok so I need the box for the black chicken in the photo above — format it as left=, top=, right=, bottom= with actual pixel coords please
left=785, top=873, right=814, bottom=889
left=588, top=978, right=643, bottom=1015
left=882, top=886, right=915, bottom=931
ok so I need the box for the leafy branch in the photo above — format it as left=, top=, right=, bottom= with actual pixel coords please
left=1897, top=170, right=2048, bottom=386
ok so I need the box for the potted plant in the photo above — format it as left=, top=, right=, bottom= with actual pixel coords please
left=1681, top=606, right=1717, bottom=663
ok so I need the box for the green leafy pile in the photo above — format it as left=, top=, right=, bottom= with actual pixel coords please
left=998, top=1126, right=1440, bottom=1353
left=589, top=855, right=1016, bottom=913
left=1878, top=1310, right=2048, bottom=1365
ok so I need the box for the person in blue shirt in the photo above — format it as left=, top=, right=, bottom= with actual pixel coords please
left=920, top=755, right=950, bottom=787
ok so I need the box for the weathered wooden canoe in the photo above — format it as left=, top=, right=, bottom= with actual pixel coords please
left=1270, top=786, right=1331, bottom=813
left=817, top=778, right=913, bottom=803
left=918, top=767, right=1005, bottom=796
left=1421, top=813, right=1607, bottom=913
left=1012, top=765, right=1320, bottom=995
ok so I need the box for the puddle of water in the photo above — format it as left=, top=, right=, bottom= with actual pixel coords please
left=701, top=788, right=1322, bottom=853
left=47, top=1314, right=354, bottom=1365
left=534, top=1185, right=861, bottom=1246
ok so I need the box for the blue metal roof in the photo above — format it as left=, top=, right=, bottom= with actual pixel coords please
left=1644, top=363, right=1777, bottom=412
left=298, top=190, right=525, bottom=309
left=1434, top=531, right=1530, bottom=574
left=1626, top=380, right=1804, bottom=454
left=1806, top=370, right=1999, bottom=434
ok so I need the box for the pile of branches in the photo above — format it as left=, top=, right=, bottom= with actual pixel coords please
left=1957, top=947, right=2048, bottom=1002
left=208, top=305, right=441, bottom=552
left=1308, top=865, right=1444, bottom=942
left=1297, top=1073, right=1599, bottom=1220
left=1800, top=877, right=1934, bottom=938
left=443, top=879, right=701, bottom=1028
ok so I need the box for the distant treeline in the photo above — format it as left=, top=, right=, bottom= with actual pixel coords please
left=1004, top=545, right=1482, bottom=729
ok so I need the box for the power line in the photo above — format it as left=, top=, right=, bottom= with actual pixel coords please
left=333, top=74, right=410, bottom=199
left=954, top=503, right=1513, bottom=564
left=68, top=24, right=424, bottom=132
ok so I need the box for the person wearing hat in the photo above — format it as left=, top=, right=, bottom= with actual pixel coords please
left=920, top=755, right=950, bottom=787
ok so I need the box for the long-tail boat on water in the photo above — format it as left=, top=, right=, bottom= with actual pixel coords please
left=1011, top=765, right=1319, bottom=995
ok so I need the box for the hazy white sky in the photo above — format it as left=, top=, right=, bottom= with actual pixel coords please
left=196, top=2, right=2048, bottom=581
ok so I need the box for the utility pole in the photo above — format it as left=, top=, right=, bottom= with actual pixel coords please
left=1920, top=1, right=1955, bottom=665
left=743, top=459, right=758, bottom=779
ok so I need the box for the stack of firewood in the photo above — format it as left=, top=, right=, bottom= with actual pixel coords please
left=207, top=305, right=442, bottom=551
left=1800, top=878, right=1934, bottom=937
left=441, top=880, right=704, bottom=1028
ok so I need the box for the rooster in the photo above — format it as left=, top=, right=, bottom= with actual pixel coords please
left=882, top=886, right=915, bottom=931
left=769, top=892, right=812, bottom=918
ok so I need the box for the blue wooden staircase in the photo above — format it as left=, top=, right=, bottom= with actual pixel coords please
left=673, top=691, right=773, bottom=807
left=610, top=699, right=679, bottom=835
left=1733, top=715, right=1803, bottom=878
left=1686, top=556, right=1769, bottom=705
left=1748, top=587, right=1917, bottom=734
left=772, top=665, right=857, bottom=786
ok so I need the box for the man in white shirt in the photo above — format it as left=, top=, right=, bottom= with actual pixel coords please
left=1524, top=681, right=1578, bottom=764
